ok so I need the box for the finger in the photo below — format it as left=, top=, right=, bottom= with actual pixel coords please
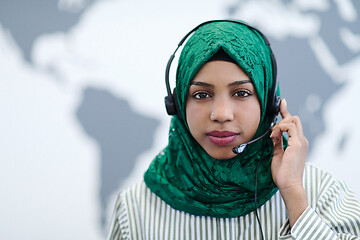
left=272, top=133, right=284, bottom=157
left=275, top=115, right=304, bottom=138
left=280, top=99, right=292, bottom=120
left=291, top=115, right=305, bottom=138
left=273, top=122, right=299, bottom=139
left=270, top=125, right=282, bottom=139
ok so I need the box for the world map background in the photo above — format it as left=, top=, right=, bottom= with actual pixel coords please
left=1, top=0, right=359, bottom=239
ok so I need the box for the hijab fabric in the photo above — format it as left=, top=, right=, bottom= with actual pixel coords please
left=144, top=21, right=282, bottom=218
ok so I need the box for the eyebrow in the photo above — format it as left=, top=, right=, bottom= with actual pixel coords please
left=190, top=81, right=214, bottom=88
left=228, top=80, right=252, bottom=87
left=190, top=80, right=252, bottom=88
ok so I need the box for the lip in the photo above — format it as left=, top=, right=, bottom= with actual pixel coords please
left=207, top=131, right=238, bottom=146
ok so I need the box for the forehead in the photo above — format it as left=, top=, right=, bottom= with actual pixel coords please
left=190, top=60, right=252, bottom=86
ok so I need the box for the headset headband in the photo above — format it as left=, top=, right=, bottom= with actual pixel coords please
left=165, top=19, right=280, bottom=120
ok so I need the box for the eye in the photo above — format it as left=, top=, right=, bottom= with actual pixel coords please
left=193, top=92, right=211, bottom=99
left=234, top=90, right=252, bottom=98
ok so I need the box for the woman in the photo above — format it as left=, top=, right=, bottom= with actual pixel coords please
left=108, top=20, right=360, bottom=239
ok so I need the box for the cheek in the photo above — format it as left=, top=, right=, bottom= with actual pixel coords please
left=186, top=102, right=199, bottom=124
left=185, top=100, right=208, bottom=137
left=249, top=102, right=261, bottom=121
left=237, top=100, right=261, bottom=127
left=250, top=102, right=261, bottom=129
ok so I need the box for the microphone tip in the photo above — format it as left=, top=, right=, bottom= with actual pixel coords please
left=232, top=144, right=247, bottom=154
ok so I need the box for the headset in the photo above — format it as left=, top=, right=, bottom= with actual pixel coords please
left=164, top=20, right=281, bottom=240
left=164, top=19, right=280, bottom=122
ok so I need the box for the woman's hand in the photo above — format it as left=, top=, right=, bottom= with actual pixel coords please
left=270, top=99, right=309, bottom=228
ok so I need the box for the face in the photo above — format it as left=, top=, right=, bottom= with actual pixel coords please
left=186, top=60, right=261, bottom=160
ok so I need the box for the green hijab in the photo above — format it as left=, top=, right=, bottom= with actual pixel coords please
left=144, top=21, right=282, bottom=218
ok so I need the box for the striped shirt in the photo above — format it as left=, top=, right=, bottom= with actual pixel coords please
left=107, top=164, right=360, bottom=239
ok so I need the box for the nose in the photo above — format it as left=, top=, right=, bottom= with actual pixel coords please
left=210, top=96, right=234, bottom=123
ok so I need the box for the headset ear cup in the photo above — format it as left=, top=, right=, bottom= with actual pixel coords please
left=274, top=96, right=281, bottom=114
left=268, top=96, right=281, bottom=122
left=165, top=95, right=176, bottom=115
left=165, top=88, right=182, bottom=119
left=172, top=89, right=183, bottom=120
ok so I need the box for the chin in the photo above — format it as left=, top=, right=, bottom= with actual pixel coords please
left=208, top=150, right=237, bottom=160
